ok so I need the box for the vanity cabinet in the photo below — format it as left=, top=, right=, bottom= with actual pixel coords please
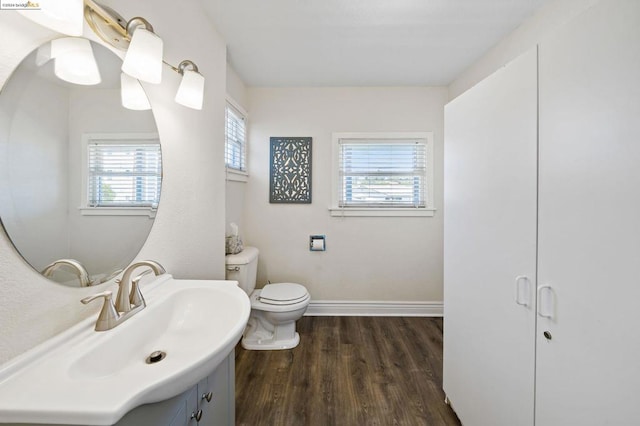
left=116, top=351, right=235, bottom=426
left=443, top=1, right=640, bottom=425
left=0, top=352, right=236, bottom=426
left=0, top=351, right=235, bottom=426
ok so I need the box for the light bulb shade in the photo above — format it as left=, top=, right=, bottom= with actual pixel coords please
left=51, top=38, right=101, bottom=85
left=121, top=73, right=152, bottom=111
left=175, top=70, right=205, bottom=110
left=122, top=28, right=163, bottom=84
left=17, top=0, right=84, bottom=36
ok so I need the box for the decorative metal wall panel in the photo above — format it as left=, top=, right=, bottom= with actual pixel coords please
left=270, top=137, right=312, bottom=204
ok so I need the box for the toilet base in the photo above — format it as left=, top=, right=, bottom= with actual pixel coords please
left=241, top=331, right=300, bottom=350
left=241, top=306, right=305, bottom=351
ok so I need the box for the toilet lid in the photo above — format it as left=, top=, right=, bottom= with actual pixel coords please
left=259, top=283, right=309, bottom=305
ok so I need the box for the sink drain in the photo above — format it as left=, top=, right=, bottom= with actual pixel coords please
left=146, top=350, right=167, bottom=364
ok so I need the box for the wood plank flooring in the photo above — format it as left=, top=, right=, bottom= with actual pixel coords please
left=235, top=317, right=461, bottom=426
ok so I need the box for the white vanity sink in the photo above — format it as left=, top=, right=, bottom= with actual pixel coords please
left=0, top=275, right=250, bottom=425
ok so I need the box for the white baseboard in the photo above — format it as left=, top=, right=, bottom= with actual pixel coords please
left=304, top=300, right=443, bottom=317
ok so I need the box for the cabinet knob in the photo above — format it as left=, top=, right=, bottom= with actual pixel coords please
left=543, top=331, right=552, bottom=340
left=191, top=409, right=203, bottom=422
left=202, top=391, right=213, bottom=403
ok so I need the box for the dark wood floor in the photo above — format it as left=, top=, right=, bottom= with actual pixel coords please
left=235, top=317, right=461, bottom=426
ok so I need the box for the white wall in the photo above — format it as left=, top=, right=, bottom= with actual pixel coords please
left=448, top=0, right=599, bottom=100
left=226, top=64, right=248, bottom=110
left=0, top=0, right=227, bottom=365
left=244, top=87, right=447, bottom=302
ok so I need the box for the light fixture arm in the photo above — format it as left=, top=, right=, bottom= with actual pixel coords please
left=84, top=1, right=158, bottom=49
left=84, top=0, right=128, bottom=41
left=126, top=17, right=155, bottom=37
left=164, top=60, right=201, bottom=76
left=85, top=0, right=200, bottom=78
left=83, top=0, right=206, bottom=110
left=177, top=60, right=199, bottom=75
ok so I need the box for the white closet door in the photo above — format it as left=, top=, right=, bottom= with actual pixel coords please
left=536, top=1, right=640, bottom=424
left=443, top=48, right=538, bottom=426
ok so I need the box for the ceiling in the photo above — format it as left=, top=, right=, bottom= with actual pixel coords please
left=202, top=0, right=547, bottom=88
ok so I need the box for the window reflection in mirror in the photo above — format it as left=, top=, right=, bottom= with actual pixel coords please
left=0, top=39, right=161, bottom=287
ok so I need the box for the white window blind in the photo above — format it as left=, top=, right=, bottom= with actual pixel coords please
left=87, top=141, right=161, bottom=208
left=225, top=102, right=246, bottom=172
left=338, top=138, right=427, bottom=208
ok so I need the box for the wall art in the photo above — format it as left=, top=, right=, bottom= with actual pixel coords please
left=269, top=137, right=312, bottom=203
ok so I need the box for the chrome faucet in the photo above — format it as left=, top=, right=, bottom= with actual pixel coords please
left=81, top=260, right=166, bottom=331
left=42, top=259, right=93, bottom=287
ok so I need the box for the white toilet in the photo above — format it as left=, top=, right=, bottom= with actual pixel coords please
left=225, top=247, right=310, bottom=350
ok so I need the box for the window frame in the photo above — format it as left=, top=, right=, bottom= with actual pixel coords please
left=225, top=97, right=249, bottom=182
left=80, top=132, right=161, bottom=217
left=330, top=132, right=435, bottom=217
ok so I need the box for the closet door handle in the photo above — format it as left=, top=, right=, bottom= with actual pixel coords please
left=515, top=275, right=530, bottom=307
left=537, top=285, right=554, bottom=319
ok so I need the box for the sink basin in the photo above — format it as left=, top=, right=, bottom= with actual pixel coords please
left=0, top=275, right=250, bottom=425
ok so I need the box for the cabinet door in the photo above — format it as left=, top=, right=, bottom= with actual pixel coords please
left=196, top=352, right=235, bottom=426
left=443, top=47, right=538, bottom=426
left=536, top=1, right=640, bottom=424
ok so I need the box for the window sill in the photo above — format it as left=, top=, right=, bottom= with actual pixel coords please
left=328, top=207, right=436, bottom=217
left=79, top=207, right=157, bottom=218
left=226, top=168, right=249, bottom=182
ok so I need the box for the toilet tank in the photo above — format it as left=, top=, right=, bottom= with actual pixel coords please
left=225, top=246, right=259, bottom=295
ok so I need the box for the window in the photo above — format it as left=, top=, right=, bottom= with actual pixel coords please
left=225, top=100, right=247, bottom=178
left=82, top=133, right=161, bottom=216
left=331, top=132, right=435, bottom=217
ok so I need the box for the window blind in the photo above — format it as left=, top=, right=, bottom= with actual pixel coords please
left=88, top=143, right=162, bottom=208
left=225, top=103, right=246, bottom=171
left=338, top=139, right=427, bottom=208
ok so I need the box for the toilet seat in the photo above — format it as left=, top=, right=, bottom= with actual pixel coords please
left=250, top=283, right=310, bottom=313
left=259, top=283, right=309, bottom=306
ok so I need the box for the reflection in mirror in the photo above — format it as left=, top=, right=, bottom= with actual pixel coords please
left=0, top=39, right=161, bottom=287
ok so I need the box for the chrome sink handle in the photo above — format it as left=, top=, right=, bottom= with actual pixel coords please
left=81, top=291, right=119, bottom=331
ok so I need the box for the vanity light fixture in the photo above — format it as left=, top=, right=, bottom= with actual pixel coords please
left=84, top=0, right=206, bottom=110
left=173, top=60, right=205, bottom=110
left=51, top=37, right=101, bottom=85
left=120, top=72, right=152, bottom=111
left=121, top=17, right=163, bottom=84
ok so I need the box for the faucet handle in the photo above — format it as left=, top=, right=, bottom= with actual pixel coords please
left=81, top=291, right=119, bottom=331
left=115, top=276, right=132, bottom=313
left=81, top=290, right=113, bottom=305
left=130, top=270, right=151, bottom=308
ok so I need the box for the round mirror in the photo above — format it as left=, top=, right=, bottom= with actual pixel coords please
left=0, top=39, right=161, bottom=287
